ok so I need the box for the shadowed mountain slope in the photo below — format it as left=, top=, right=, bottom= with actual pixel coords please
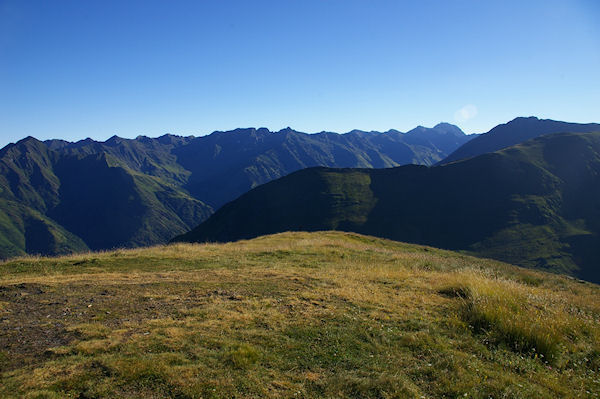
left=0, top=138, right=213, bottom=256
left=0, top=198, right=88, bottom=258
left=175, top=131, right=600, bottom=283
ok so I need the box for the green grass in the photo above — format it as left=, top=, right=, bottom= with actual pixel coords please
left=1, top=231, right=599, bottom=398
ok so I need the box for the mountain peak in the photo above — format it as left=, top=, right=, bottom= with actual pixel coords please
left=17, top=136, right=42, bottom=145
left=13, top=136, right=48, bottom=152
left=433, top=123, right=465, bottom=136
left=434, top=122, right=457, bottom=129
left=278, top=127, right=294, bottom=134
left=500, top=116, right=543, bottom=128
left=157, top=133, right=184, bottom=145
left=405, top=126, right=427, bottom=135
left=405, top=123, right=464, bottom=137
left=75, top=138, right=96, bottom=145
left=509, top=116, right=540, bottom=122
left=106, top=135, right=124, bottom=145
left=0, top=136, right=50, bottom=159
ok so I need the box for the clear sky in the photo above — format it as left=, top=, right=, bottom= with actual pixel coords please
left=0, top=0, right=599, bottom=148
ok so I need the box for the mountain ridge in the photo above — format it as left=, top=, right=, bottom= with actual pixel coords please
left=440, top=116, right=600, bottom=164
left=0, top=123, right=473, bottom=258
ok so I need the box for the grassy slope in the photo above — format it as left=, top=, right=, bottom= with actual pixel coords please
left=1, top=231, right=599, bottom=398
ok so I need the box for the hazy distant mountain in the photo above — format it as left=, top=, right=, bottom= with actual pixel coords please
left=175, top=131, right=600, bottom=283
left=441, top=117, right=600, bottom=164
left=0, top=124, right=472, bottom=258
left=174, top=124, right=472, bottom=208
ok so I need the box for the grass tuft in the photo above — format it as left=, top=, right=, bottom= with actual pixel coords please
left=224, top=344, right=261, bottom=369
left=454, top=276, right=575, bottom=364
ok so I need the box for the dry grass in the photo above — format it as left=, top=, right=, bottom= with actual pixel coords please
left=1, top=231, right=599, bottom=398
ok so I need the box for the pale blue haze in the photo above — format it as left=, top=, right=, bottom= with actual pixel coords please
left=0, top=0, right=599, bottom=147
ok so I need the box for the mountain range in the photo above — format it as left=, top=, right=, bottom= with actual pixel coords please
left=0, top=123, right=472, bottom=258
left=175, top=125, right=600, bottom=283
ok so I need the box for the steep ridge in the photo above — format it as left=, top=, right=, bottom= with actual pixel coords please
left=0, top=124, right=472, bottom=257
left=174, top=125, right=471, bottom=208
left=441, top=116, right=600, bottom=164
left=0, top=198, right=88, bottom=257
left=175, top=131, right=600, bottom=283
left=0, top=139, right=212, bottom=255
left=47, top=152, right=212, bottom=250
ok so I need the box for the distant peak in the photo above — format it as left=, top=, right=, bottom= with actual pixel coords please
left=17, top=136, right=40, bottom=144
left=13, top=136, right=47, bottom=150
left=433, top=123, right=465, bottom=136
left=405, top=123, right=464, bottom=137
left=512, top=116, right=540, bottom=121
left=504, top=116, right=542, bottom=126
left=278, top=127, right=295, bottom=134
left=156, top=133, right=190, bottom=145
left=106, top=135, right=123, bottom=145
left=0, top=136, right=48, bottom=156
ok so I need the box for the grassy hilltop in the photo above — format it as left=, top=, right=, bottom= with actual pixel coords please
left=1, top=231, right=599, bottom=398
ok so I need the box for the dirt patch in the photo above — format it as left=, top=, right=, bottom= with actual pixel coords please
left=0, top=281, right=212, bottom=370
left=0, top=283, right=81, bottom=370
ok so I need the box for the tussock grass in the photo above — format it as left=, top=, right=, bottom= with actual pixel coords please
left=225, top=344, right=261, bottom=369
left=1, top=231, right=599, bottom=398
left=440, top=276, right=581, bottom=365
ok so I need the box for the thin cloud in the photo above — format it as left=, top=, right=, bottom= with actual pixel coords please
left=454, top=104, right=478, bottom=123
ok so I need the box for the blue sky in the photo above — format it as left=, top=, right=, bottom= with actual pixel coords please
left=0, top=0, right=599, bottom=147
